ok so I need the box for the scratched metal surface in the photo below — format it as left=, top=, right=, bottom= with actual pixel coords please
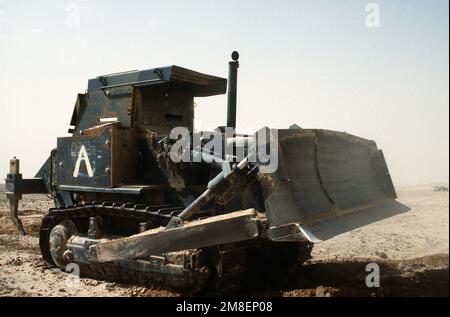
left=56, top=128, right=112, bottom=188
left=263, top=129, right=399, bottom=241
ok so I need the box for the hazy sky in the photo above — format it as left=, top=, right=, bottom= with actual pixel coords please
left=0, top=0, right=448, bottom=186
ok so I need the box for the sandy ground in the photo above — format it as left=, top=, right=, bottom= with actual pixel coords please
left=312, top=184, right=449, bottom=260
left=0, top=184, right=448, bottom=297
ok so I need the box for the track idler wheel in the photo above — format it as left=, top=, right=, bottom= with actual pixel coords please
left=49, top=220, right=78, bottom=270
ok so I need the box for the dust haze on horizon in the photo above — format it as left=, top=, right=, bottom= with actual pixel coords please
left=0, top=0, right=448, bottom=187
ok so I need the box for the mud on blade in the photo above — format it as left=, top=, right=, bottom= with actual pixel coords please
left=261, top=129, right=406, bottom=243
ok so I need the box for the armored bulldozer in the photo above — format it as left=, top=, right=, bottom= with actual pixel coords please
left=4, top=52, right=401, bottom=293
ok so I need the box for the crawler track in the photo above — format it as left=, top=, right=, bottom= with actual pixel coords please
left=38, top=202, right=311, bottom=294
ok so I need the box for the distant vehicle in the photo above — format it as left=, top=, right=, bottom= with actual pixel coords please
left=433, top=186, right=449, bottom=192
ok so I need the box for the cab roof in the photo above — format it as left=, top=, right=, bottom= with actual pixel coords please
left=88, top=65, right=227, bottom=97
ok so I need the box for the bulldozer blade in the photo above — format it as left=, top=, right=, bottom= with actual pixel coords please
left=296, top=200, right=410, bottom=242
left=94, top=209, right=260, bottom=263
left=261, top=129, right=407, bottom=243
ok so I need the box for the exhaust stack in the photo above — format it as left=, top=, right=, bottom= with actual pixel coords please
left=227, top=51, right=239, bottom=129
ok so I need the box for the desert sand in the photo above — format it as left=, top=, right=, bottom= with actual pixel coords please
left=0, top=183, right=448, bottom=297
